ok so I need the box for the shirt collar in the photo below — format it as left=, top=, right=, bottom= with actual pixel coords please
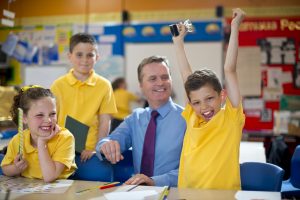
left=66, top=69, right=97, bottom=86
left=23, top=129, right=36, bottom=153
left=150, top=97, right=174, bottom=119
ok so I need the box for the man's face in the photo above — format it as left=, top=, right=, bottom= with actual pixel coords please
left=139, top=62, right=172, bottom=108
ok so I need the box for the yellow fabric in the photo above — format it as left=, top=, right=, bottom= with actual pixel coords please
left=112, top=88, right=138, bottom=120
left=1, top=128, right=77, bottom=179
left=178, top=98, right=245, bottom=190
left=51, top=69, right=117, bottom=150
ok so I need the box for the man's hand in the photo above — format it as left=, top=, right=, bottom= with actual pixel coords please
left=80, top=150, right=95, bottom=162
left=100, top=140, right=124, bottom=164
left=125, top=174, right=155, bottom=186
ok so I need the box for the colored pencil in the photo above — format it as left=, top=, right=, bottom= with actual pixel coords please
left=159, top=186, right=171, bottom=200
left=99, top=182, right=121, bottom=190
left=18, top=108, right=23, bottom=158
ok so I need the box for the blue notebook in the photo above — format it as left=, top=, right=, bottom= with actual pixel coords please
left=65, top=115, right=89, bottom=153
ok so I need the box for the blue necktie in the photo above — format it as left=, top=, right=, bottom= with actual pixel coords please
left=140, top=110, right=159, bottom=177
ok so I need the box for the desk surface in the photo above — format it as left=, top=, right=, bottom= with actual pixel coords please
left=0, top=178, right=281, bottom=200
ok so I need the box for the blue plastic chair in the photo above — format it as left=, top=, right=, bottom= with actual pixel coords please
left=281, top=145, right=300, bottom=198
left=240, top=162, right=284, bottom=192
left=113, top=149, right=134, bottom=182
left=0, top=154, right=4, bottom=175
left=290, top=145, right=300, bottom=188
left=71, top=154, right=113, bottom=182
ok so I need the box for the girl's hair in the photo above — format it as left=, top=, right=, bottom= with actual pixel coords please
left=10, top=86, right=55, bottom=125
left=112, top=77, right=125, bottom=90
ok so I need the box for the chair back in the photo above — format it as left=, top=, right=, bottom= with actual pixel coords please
left=240, top=162, right=284, bottom=192
left=0, top=154, right=4, bottom=175
left=113, top=149, right=134, bottom=182
left=71, top=154, right=113, bottom=182
left=290, top=145, right=300, bottom=188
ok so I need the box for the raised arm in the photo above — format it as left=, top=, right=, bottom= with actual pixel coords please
left=172, top=23, right=193, bottom=84
left=224, top=8, right=245, bottom=108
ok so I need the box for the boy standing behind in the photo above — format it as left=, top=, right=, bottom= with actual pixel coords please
left=51, top=33, right=117, bottom=162
left=172, top=8, right=246, bottom=189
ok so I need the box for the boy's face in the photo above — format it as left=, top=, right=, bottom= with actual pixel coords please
left=23, top=97, right=57, bottom=140
left=68, top=42, right=99, bottom=77
left=139, top=62, right=172, bottom=108
left=189, top=84, right=225, bottom=122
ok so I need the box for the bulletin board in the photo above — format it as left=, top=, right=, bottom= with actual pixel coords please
left=232, top=17, right=300, bottom=131
left=24, top=65, right=68, bottom=88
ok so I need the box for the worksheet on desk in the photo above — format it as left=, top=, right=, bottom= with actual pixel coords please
left=0, top=175, right=73, bottom=193
left=89, top=185, right=165, bottom=200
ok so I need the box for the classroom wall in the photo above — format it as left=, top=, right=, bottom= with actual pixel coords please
left=0, top=1, right=299, bottom=132
left=1, top=0, right=300, bottom=26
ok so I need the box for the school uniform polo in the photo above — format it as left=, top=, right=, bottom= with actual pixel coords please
left=51, top=69, right=117, bottom=150
left=1, top=128, right=77, bottom=179
left=178, top=98, right=245, bottom=190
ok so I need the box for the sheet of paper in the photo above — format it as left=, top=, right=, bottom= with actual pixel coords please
left=235, top=190, right=281, bottom=200
left=100, top=190, right=158, bottom=200
left=0, top=175, right=73, bottom=193
left=236, top=47, right=261, bottom=96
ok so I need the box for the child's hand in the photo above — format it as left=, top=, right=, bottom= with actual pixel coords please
left=172, top=23, right=188, bottom=44
left=39, top=124, right=60, bottom=142
left=37, top=124, right=60, bottom=147
left=80, top=150, right=95, bottom=162
left=13, top=154, right=28, bottom=173
left=231, top=8, right=246, bottom=27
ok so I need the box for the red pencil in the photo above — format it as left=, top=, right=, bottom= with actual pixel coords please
left=99, top=182, right=121, bottom=190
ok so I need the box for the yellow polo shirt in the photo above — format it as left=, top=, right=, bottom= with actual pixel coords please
left=112, top=88, right=138, bottom=120
left=51, top=69, right=117, bottom=150
left=1, top=128, right=77, bottom=179
left=178, top=98, right=245, bottom=190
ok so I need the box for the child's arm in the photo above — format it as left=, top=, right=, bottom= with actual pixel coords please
left=2, top=154, right=28, bottom=176
left=37, top=125, right=65, bottom=182
left=80, top=114, right=111, bottom=162
left=98, top=113, right=111, bottom=140
left=172, top=23, right=193, bottom=84
left=224, top=8, right=245, bottom=108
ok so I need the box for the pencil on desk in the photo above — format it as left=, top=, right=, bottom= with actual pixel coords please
left=76, top=186, right=99, bottom=194
left=158, top=186, right=171, bottom=200
left=99, top=182, right=121, bottom=190
left=127, top=184, right=139, bottom=192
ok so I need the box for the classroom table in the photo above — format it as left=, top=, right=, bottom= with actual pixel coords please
left=0, top=178, right=281, bottom=200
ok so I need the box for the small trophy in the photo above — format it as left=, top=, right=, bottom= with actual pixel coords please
left=169, top=19, right=193, bottom=37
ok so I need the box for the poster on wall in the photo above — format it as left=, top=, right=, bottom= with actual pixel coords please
left=294, top=61, right=300, bottom=89
left=226, top=17, right=300, bottom=131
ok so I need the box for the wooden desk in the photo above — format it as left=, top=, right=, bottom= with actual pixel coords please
left=0, top=178, right=281, bottom=200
